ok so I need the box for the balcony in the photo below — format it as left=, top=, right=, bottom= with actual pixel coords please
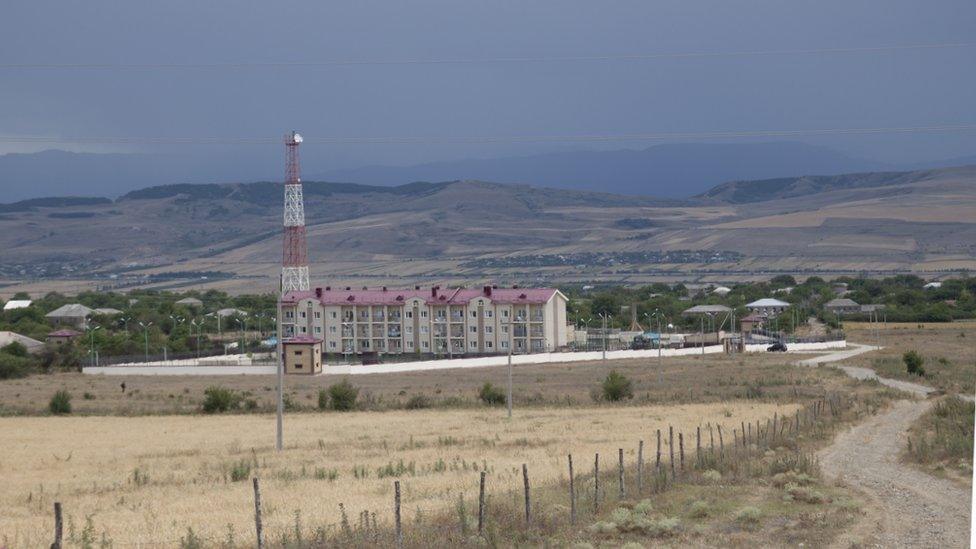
left=341, top=327, right=354, bottom=338
left=530, top=326, right=544, bottom=338
left=513, top=327, right=528, bottom=338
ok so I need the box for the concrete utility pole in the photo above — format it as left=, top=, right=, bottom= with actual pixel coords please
left=276, top=293, right=284, bottom=451
left=139, top=321, right=152, bottom=363
left=507, top=333, right=513, bottom=419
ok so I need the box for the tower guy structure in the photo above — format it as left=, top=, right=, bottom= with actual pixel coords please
left=281, top=131, right=310, bottom=293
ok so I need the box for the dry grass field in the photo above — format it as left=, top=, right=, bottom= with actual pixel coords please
left=843, top=321, right=976, bottom=393
left=0, top=353, right=849, bottom=416
left=0, top=402, right=800, bottom=547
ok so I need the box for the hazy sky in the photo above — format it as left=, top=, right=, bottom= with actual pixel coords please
left=2, top=1, right=974, bottom=172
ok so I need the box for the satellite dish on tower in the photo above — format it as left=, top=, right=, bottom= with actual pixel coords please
left=291, top=132, right=303, bottom=144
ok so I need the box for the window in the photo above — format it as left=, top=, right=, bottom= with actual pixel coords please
left=471, top=311, right=477, bottom=318
left=294, top=350, right=303, bottom=356
left=421, top=310, right=428, bottom=318
left=421, top=326, right=429, bottom=333
left=295, top=363, right=303, bottom=369
left=329, top=342, right=336, bottom=349
left=405, top=326, right=413, bottom=333
left=501, top=341, right=509, bottom=349
left=314, top=312, right=321, bottom=319
left=502, top=310, right=509, bottom=318
left=300, top=311, right=306, bottom=318
left=486, top=326, right=493, bottom=334
left=315, top=326, right=322, bottom=333
left=485, top=310, right=493, bottom=318
left=300, top=326, right=307, bottom=333
left=502, top=326, right=509, bottom=334
left=422, top=341, right=429, bottom=349
left=470, top=326, right=477, bottom=333
left=329, top=326, right=336, bottom=333
left=406, top=311, right=413, bottom=318
left=285, top=311, right=294, bottom=319
left=470, top=341, right=477, bottom=348
left=331, top=311, right=337, bottom=319
left=487, top=341, right=493, bottom=348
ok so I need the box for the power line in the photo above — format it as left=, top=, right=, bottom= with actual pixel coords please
left=2, top=125, right=975, bottom=146
left=1, top=42, right=972, bottom=70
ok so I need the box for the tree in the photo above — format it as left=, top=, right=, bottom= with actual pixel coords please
left=590, top=293, right=620, bottom=318
left=49, top=390, right=72, bottom=415
left=601, top=370, right=634, bottom=401
left=903, top=350, right=925, bottom=376
left=478, top=382, right=506, bottom=406
left=1, top=341, right=28, bottom=357
left=327, top=379, right=359, bottom=411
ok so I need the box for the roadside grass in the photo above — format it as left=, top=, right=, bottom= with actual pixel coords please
left=844, top=321, right=976, bottom=394
left=0, top=352, right=858, bottom=416
left=904, top=395, right=975, bottom=486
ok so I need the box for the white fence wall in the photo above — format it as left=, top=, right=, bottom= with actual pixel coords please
left=83, top=340, right=846, bottom=376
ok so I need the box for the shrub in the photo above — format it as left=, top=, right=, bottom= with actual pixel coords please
left=689, top=500, right=710, bottom=518
left=903, top=350, right=925, bottom=376
left=702, top=469, right=722, bottom=482
left=317, top=389, right=329, bottom=410
left=478, top=382, right=506, bottom=406
left=405, top=394, right=432, bottom=409
left=202, top=386, right=242, bottom=413
left=1, top=341, right=28, bottom=357
left=735, top=506, right=762, bottom=524
left=229, top=459, right=252, bottom=482
left=327, top=379, right=359, bottom=411
left=0, top=352, right=32, bottom=379
left=601, top=370, right=634, bottom=401
left=49, top=390, right=72, bottom=414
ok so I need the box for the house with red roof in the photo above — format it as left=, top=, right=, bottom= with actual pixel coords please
left=280, top=284, right=568, bottom=358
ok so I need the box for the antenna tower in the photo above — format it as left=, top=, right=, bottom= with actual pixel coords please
left=281, top=131, right=310, bottom=293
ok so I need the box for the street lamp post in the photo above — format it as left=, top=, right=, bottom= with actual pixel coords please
left=87, top=325, right=100, bottom=367
left=190, top=318, right=203, bottom=359
left=598, top=313, right=612, bottom=363
left=138, top=321, right=153, bottom=363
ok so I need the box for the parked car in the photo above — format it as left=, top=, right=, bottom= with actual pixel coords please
left=767, top=342, right=788, bottom=352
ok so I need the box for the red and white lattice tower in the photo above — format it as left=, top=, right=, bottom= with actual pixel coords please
left=281, top=131, right=310, bottom=293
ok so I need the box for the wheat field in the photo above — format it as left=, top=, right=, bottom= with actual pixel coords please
left=1, top=402, right=798, bottom=547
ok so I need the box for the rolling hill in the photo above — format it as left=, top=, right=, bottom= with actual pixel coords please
left=0, top=165, right=974, bottom=295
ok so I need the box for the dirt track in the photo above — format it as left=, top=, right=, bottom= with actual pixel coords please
left=807, top=345, right=973, bottom=548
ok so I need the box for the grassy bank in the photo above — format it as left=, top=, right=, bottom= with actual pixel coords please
left=904, top=395, right=975, bottom=486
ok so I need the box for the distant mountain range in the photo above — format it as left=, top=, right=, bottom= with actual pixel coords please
left=1, top=165, right=974, bottom=291
left=3, top=142, right=973, bottom=202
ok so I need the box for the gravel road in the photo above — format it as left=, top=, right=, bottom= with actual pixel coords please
left=805, top=344, right=973, bottom=548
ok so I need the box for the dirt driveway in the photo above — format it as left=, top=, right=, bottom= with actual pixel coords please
left=805, top=344, right=972, bottom=548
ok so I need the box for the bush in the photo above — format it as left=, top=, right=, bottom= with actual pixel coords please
left=49, top=390, right=72, bottom=415
left=1, top=341, right=28, bottom=357
left=405, top=394, right=432, bottom=409
left=478, top=382, right=506, bottom=406
left=903, top=350, right=925, bottom=376
left=689, top=500, right=710, bottom=518
left=327, top=379, right=359, bottom=411
left=317, top=389, right=329, bottom=410
left=202, top=386, right=242, bottom=413
left=735, top=506, right=762, bottom=524
left=0, top=352, right=32, bottom=379
left=601, top=370, right=634, bottom=401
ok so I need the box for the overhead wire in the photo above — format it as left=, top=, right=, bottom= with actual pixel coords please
left=0, top=42, right=972, bottom=70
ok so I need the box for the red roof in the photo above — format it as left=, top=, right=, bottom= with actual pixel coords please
left=47, top=329, right=81, bottom=337
left=283, top=286, right=559, bottom=306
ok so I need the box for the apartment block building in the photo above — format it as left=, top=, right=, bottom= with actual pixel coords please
left=280, top=285, right=568, bottom=356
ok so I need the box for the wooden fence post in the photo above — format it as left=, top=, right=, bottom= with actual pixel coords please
left=478, top=471, right=486, bottom=536
left=568, top=454, right=576, bottom=525
left=636, top=440, right=644, bottom=495
left=696, top=427, right=701, bottom=467
left=733, top=428, right=738, bottom=449
left=655, top=429, right=662, bottom=472
left=618, top=448, right=625, bottom=499
left=708, top=424, right=715, bottom=455
left=747, top=422, right=752, bottom=445
left=51, top=502, right=63, bottom=549
left=741, top=421, right=747, bottom=446
left=795, top=409, right=800, bottom=432
left=593, top=453, right=600, bottom=512
left=669, top=426, right=675, bottom=479
left=252, top=478, right=264, bottom=549
left=522, top=464, right=531, bottom=525
left=678, top=433, right=685, bottom=472
left=394, top=480, right=403, bottom=549
left=718, top=425, right=724, bottom=457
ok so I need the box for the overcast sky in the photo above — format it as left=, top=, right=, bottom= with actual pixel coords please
left=1, top=1, right=974, bottom=172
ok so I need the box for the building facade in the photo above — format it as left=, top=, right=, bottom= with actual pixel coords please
left=280, top=285, right=569, bottom=356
